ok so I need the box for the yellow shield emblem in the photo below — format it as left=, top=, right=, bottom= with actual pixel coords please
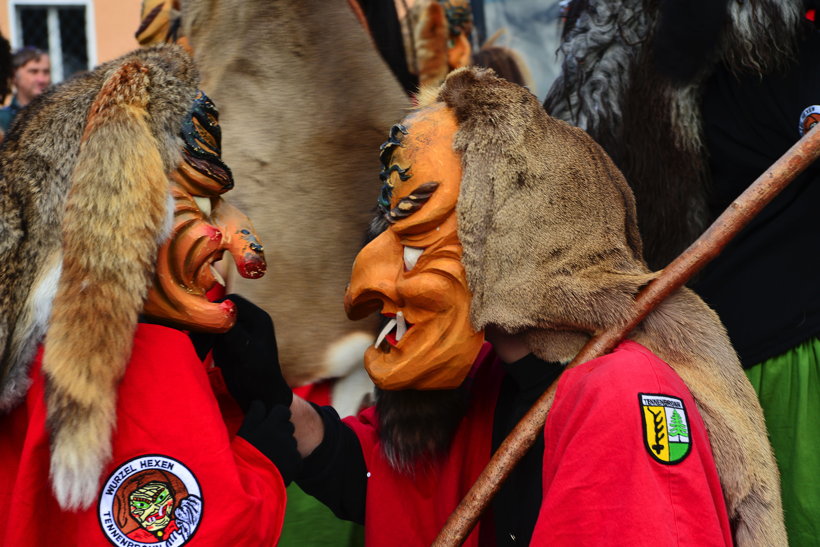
left=639, top=393, right=691, bottom=464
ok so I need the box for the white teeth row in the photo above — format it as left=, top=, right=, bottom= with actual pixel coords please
left=395, top=311, right=407, bottom=340
left=375, top=318, right=396, bottom=348
left=403, top=246, right=423, bottom=271
left=209, top=264, right=226, bottom=286
left=373, top=311, right=409, bottom=348
left=193, top=196, right=212, bottom=218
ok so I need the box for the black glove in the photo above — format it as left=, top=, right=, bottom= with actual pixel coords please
left=192, top=294, right=292, bottom=411
left=238, top=401, right=302, bottom=485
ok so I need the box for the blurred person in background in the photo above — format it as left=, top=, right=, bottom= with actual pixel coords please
left=0, top=47, right=50, bottom=133
left=470, top=29, right=533, bottom=88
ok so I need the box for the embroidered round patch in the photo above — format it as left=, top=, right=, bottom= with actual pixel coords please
left=798, top=105, right=820, bottom=136
left=639, top=393, right=692, bottom=465
left=98, top=454, right=203, bottom=546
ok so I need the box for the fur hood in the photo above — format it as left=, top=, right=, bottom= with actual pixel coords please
left=0, top=45, right=197, bottom=509
left=417, top=67, right=785, bottom=545
left=434, top=68, right=654, bottom=364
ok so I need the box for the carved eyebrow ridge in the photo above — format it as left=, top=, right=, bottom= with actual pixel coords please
left=379, top=124, right=408, bottom=171
left=181, top=91, right=234, bottom=191
left=386, top=182, right=439, bottom=224
left=378, top=123, right=411, bottom=214
left=380, top=164, right=412, bottom=184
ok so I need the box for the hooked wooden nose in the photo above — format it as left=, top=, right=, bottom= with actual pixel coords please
left=345, top=229, right=404, bottom=321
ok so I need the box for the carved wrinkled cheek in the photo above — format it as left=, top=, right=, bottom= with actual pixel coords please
left=397, top=272, right=454, bottom=312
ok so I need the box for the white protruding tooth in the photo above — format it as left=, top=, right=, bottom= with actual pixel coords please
left=209, top=264, right=226, bottom=286
left=395, top=311, right=407, bottom=341
left=193, top=196, right=212, bottom=218
left=374, top=318, right=397, bottom=348
left=403, top=246, right=423, bottom=271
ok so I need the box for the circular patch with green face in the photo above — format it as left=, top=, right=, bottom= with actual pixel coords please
left=98, top=454, right=203, bottom=546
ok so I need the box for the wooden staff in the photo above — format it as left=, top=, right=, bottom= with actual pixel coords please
left=433, top=123, right=820, bottom=545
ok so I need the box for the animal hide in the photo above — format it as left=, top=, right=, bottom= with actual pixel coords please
left=0, top=45, right=198, bottom=509
left=180, top=0, right=409, bottom=396
left=424, top=67, right=785, bottom=545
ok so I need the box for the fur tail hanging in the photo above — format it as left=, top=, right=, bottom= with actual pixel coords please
left=42, top=61, right=171, bottom=510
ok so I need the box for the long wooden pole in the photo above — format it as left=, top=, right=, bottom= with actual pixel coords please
left=433, top=124, right=820, bottom=545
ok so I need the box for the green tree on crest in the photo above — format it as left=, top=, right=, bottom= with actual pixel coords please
left=668, top=409, right=689, bottom=441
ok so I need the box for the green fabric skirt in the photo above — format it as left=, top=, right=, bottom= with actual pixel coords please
left=277, top=483, right=364, bottom=547
left=746, top=336, right=820, bottom=547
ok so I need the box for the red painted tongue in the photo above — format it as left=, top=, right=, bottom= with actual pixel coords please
left=384, top=322, right=413, bottom=346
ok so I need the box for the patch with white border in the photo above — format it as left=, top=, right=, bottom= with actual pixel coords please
left=798, top=105, right=820, bottom=136
left=639, top=393, right=692, bottom=465
left=98, top=454, right=203, bottom=546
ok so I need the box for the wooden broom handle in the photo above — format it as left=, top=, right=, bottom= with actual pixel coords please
left=433, top=124, right=820, bottom=546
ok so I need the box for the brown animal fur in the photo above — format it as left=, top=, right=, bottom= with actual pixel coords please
left=422, top=67, right=785, bottom=545
left=544, top=0, right=803, bottom=269
left=181, top=0, right=408, bottom=392
left=0, top=45, right=197, bottom=509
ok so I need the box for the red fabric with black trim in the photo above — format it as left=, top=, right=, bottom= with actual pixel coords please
left=343, top=343, right=501, bottom=546
left=344, top=341, right=732, bottom=546
left=0, top=323, right=286, bottom=546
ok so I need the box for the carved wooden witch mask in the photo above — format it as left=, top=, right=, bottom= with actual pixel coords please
left=345, top=104, right=484, bottom=390
left=143, top=91, right=266, bottom=332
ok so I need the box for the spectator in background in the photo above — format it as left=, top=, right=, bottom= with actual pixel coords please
left=0, top=47, right=50, bottom=133
left=471, top=30, right=533, bottom=88
left=0, top=35, right=10, bottom=105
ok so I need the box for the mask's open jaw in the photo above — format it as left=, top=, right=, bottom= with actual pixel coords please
left=375, top=311, right=414, bottom=351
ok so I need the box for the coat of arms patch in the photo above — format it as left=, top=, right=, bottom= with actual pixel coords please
left=639, top=393, right=692, bottom=465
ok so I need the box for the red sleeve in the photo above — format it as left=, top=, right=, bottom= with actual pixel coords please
left=0, top=324, right=287, bottom=546
left=118, top=324, right=287, bottom=545
left=221, top=435, right=287, bottom=544
left=532, top=341, right=732, bottom=547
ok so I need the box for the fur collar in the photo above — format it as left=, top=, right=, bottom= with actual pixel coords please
left=0, top=45, right=197, bottom=510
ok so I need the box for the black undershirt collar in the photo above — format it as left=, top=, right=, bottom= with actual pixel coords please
left=490, top=353, right=564, bottom=545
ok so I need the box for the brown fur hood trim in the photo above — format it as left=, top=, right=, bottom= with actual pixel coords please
left=418, top=67, right=785, bottom=544
left=429, top=67, right=655, bottom=363
left=0, top=45, right=197, bottom=509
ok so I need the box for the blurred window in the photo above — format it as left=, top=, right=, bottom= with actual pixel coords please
left=11, top=1, right=94, bottom=82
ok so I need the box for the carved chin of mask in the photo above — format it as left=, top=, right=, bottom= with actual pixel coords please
left=345, top=104, right=484, bottom=390
left=143, top=91, right=266, bottom=332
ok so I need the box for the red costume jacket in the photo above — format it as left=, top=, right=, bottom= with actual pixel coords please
left=344, top=341, right=732, bottom=546
left=0, top=324, right=286, bottom=546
